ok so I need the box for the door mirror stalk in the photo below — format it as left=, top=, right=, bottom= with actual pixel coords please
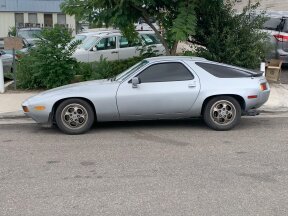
left=132, top=77, right=140, bottom=88
left=91, top=47, right=97, bottom=52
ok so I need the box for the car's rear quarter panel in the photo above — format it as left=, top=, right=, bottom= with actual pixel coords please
left=187, top=62, right=270, bottom=116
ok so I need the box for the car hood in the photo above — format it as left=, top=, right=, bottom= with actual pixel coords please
left=23, top=79, right=119, bottom=104
left=39, top=79, right=114, bottom=96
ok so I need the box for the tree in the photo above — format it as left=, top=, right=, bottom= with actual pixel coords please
left=17, top=26, right=79, bottom=89
left=192, top=0, right=271, bottom=69
left=61, top=0, right=197, bottom=55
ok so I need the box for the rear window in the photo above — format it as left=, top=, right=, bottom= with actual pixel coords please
left=263, top=18, right=282, bottom=31
left=141, top=34, right=160, bottom=45
left=196, top=62, right=251, bottom=78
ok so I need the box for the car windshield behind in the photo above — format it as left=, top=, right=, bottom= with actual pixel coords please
left=115, top=60, right=149, bottom=81
left=80, top=36, right=99, bottom=50
left=71, top=35, right=87, bottom=44
left=18, top=29, right=41, bottom=39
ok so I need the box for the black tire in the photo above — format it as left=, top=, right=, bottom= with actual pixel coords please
left=55, top=99, right=95, bottom=135
left=203, top=96, right=241, bottom=131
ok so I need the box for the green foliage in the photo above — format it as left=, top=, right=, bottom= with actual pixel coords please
left=17, top=26, right=79, bottom=89
left=193, top=0, right=271, bottom=69
left=61, top=0, right=197, bottom=55
left=8, top=26, right=16, bottom=37
left=77, top=56, right=144, bottom=81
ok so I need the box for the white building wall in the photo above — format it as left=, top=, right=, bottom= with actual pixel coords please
left=0, top=12, right=76, bottom=37
left=23, top=13, right=28, bottom=23
left=0, top=12, right=15, bottom=37
left=52, top=13, right=57, bottom=26
left=66, top=15, right=76, bottom=36
left=37, top=13, right=44, bottom=27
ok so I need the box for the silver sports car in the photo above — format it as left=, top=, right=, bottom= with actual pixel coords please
left=22, top=56, right=270, bottom=134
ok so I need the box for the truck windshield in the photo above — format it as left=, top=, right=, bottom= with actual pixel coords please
left=80, top=37, right=99, bottom=50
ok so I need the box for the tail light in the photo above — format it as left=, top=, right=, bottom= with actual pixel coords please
left=260, top=83, right=268, bottom=91
left=274, top=34, right=288, bottom=42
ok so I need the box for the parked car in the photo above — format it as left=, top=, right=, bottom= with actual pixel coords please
left=68, top=30, right=119, bottom=48
left=2, top=38, right=33, bottom=58
left=72, top=30, right=165, bottom=62
left=17, top=27, right=42, bottom=45
left=0, top=50, right=13, bottom=73
left=262, top=13, right=288, bottom=63
left=22, top=56, right=270, bottom=134
left=135, top=17, right=160, bottom=32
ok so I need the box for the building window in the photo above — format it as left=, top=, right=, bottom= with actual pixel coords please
left=57, top=14, right=66, bottom=25
left=28, top=13, right=37, bottom=24
left=44, top=14, right=53, bottom=27
left=15, top=13, right=24, bottom=28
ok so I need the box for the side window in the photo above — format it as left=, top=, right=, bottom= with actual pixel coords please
left=137, top=62, right=194, bottom=83
left=283, top=19, right=288, bottom=33
left=96, top=36, right=116, bottom=50
left=263, top=18, right=282, bottom=31
left=196, top=62, right=251, bottom=78
left=141, top=34, right=160, bottom=45
left=119, top=36, right=130, bottom=48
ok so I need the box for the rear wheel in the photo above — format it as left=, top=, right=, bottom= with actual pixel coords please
left=55, top=99, right=94, bottom=135
left=203, top=96, right=241, bottom=131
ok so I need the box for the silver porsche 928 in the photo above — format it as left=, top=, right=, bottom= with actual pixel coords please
left=22, top=56, right=270, bottom=134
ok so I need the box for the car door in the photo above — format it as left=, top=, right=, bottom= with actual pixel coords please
left=88, top=36, right=119, bottom=62
left=116, top=61, right=200, bottom=120
left=118, top=36, right=140, bottom=60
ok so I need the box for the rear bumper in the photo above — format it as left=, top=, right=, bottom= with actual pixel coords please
left=242, top=109, right=260, bottom=116
left=276, top=49, right=288, bottom=64
left=244, top=89, right=270, bottom=111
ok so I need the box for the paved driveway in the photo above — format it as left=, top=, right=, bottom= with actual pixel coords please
left=0, top=116, right=288, bottom=216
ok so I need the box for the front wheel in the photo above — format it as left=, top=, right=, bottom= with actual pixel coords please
left=203, top=96, right=241, bottom=131
left=55, top=99, right=95, bottom=135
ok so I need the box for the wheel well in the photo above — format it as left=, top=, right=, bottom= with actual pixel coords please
left=201, top=95, right=246, bottom=116
left=51, top=97, right=97, bottom=123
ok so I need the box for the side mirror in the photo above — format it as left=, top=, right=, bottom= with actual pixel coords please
left=132, top=77, right=140, bottom=88
left=91, top=46, right=97, bottom=52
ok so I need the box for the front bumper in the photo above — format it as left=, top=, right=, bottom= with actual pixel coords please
left=22, top=100, right=52, bottom=124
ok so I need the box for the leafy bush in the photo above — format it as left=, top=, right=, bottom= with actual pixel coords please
left=8, top=26, right=16, bottom=37
left=193, top=0, right=271, bottom=69
left=17, top=25, right=79, bottom=89
left=77, top=56, right=145, bottom=81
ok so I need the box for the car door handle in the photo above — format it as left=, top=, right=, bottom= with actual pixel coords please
left=188, top=82, right=197, bottom=88
left=111, top=51, right=118, bottom=54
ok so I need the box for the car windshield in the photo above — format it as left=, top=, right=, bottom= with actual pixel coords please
left=18, top=30, right=41, bottom=39
left=80, top=36, right=99, bottom=50
left=115, top=60, right=149, bottom=81
left=71, top=35, right=87, bottom=44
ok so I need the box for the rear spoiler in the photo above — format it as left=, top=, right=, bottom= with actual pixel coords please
left=250, top=71, right=264, bottom=77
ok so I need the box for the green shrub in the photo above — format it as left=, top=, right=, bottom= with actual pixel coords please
left=77, top=56, right=145, bottom=81
left=17, top=26, right=79, bottom=89
left=193, top=0, right=271, bottom=69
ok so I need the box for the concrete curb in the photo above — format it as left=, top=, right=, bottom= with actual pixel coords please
left=0, top=109, right=287, bottom=120
left=4, top=80, right=14, bottom=91
left=0, top=111, right=28, bottom=119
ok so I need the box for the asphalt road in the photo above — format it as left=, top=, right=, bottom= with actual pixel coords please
left=1, top=115, right=288, bottom=216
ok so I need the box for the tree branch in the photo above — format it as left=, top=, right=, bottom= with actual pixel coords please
left=131, top=5, right=171, bottom=55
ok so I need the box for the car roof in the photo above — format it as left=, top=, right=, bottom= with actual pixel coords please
left=78, top=30, right=121, bottom=36
left=145, top=56, right=207, bottom=62
left=87, top=30, right=157, bottom=38
left=18, top=28, right=42, bottom=31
